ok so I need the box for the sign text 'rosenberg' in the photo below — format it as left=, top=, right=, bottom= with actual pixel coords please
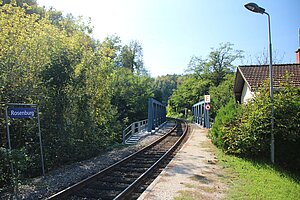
left=9, top=108, right=36, bottom=118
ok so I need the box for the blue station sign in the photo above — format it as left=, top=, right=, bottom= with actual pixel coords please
left=9, top=107, right=36, bottom=118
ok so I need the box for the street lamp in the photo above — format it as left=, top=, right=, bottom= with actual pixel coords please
left=244, top=2, right=275, bottom=163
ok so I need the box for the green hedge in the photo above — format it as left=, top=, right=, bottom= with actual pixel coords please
left=212, top=81, right=300, bottom=173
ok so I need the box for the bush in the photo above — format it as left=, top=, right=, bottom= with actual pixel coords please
left=211, top=98, right=242, bottom=149
left=0, top=148, right=10, bottom=189
left=212, top=81, right=300, bottom=173
left=273, top=83, right=300, bottom=172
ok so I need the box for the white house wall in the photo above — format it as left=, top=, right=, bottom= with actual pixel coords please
left=241, top=83, right=254, bottom=103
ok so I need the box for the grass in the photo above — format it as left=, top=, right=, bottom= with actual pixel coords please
left=217, top=150, right=300, bottom=200
left=174, top=190, right=204, bottom=200
left=173, top=131, right=300, bottom=200
left=174, top=185, right=217, bottom=200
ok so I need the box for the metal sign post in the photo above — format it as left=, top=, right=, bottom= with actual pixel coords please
left=204, top=103, right=210, bottom=128
left=5, top=103, right=45, bottom=177
left=5, top=107, right=15, bottom=184
left=204, top=95, right=210, bottom=128
left=36, top=107, right=45, bottom=176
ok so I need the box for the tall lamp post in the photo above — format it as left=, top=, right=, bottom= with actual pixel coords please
left=244, top=2, right=275, bottom=163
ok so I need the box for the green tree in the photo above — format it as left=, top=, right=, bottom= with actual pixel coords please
left=169, top=43, right=242, bottom=117
left=99, top=35, right=122, bottom=67
left=0, top=2, right=156, bottom=188
left=187, top=43, right=243, bottom=86
left=168, top=75, right=211, bottom=116
left=110, top=68, right=153, bottom=126
left=207, top=43, right=243, bottom=86
left=0, top=3, right=86, bottom=182
left=209, top=73, right=235, bottom=118
left=1, top=0, right=46, bottom=16
left=0, top=4, right=50, bottom=104
left=153, top=74, right=179, bottom=105
left=120, top=40, right=145, bottom=74
left=1, top=0, right=37, bottom=7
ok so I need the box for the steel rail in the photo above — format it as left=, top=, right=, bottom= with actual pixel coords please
left=46, top=120, right=179, bottom=200
left=114, top=120, right=189, bottom=199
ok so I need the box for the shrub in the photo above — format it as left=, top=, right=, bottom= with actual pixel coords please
left=212, top=80, right=300, bottom=173
left=273, top=83, right=300, bottom=172
left=0, top=148, right=10, bottom=189
left=211, top=98, right=242, bottom=149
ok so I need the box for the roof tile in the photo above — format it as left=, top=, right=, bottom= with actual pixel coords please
left=238, top=64, right=300, bottom=89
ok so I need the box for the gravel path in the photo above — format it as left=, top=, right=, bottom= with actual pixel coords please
left=138, top=124, right=227, bottom=200
left=3, top=123, right=174, bottom=200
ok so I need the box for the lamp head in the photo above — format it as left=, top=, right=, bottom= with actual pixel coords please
left=244, top=2, right=265, bottom=14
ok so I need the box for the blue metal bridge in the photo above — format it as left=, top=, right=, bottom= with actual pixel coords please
left=122, top=98, right=167, bottom=144
left=123, top=97, right=210, bottom=144
left=192, top=100, right=210, bottom=128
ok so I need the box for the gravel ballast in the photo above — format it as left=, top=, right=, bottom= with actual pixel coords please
left=3, top=122, right=174, bottom=200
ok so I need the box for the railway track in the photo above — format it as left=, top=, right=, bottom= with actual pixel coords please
left=47, top=119, right=189, bottom=200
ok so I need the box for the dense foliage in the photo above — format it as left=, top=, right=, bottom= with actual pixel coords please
left=212, top=81, right=300, bottom=172
left=152, top=74, right=180, bottom=105
left=168, top=43, right=243, bottom=117
left=0, top=2, right=155, bottom=188
left=209, top=73, right=235, bottom=118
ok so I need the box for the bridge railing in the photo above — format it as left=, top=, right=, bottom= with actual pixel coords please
left=147, top=98, right=166, bottom=133
left=192, top=100, right=210, bottom=128
left=122, top=119, right=148, bottom=144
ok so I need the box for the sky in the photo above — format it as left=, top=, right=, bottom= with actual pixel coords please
left=37, top=0, right=300, bottom=77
